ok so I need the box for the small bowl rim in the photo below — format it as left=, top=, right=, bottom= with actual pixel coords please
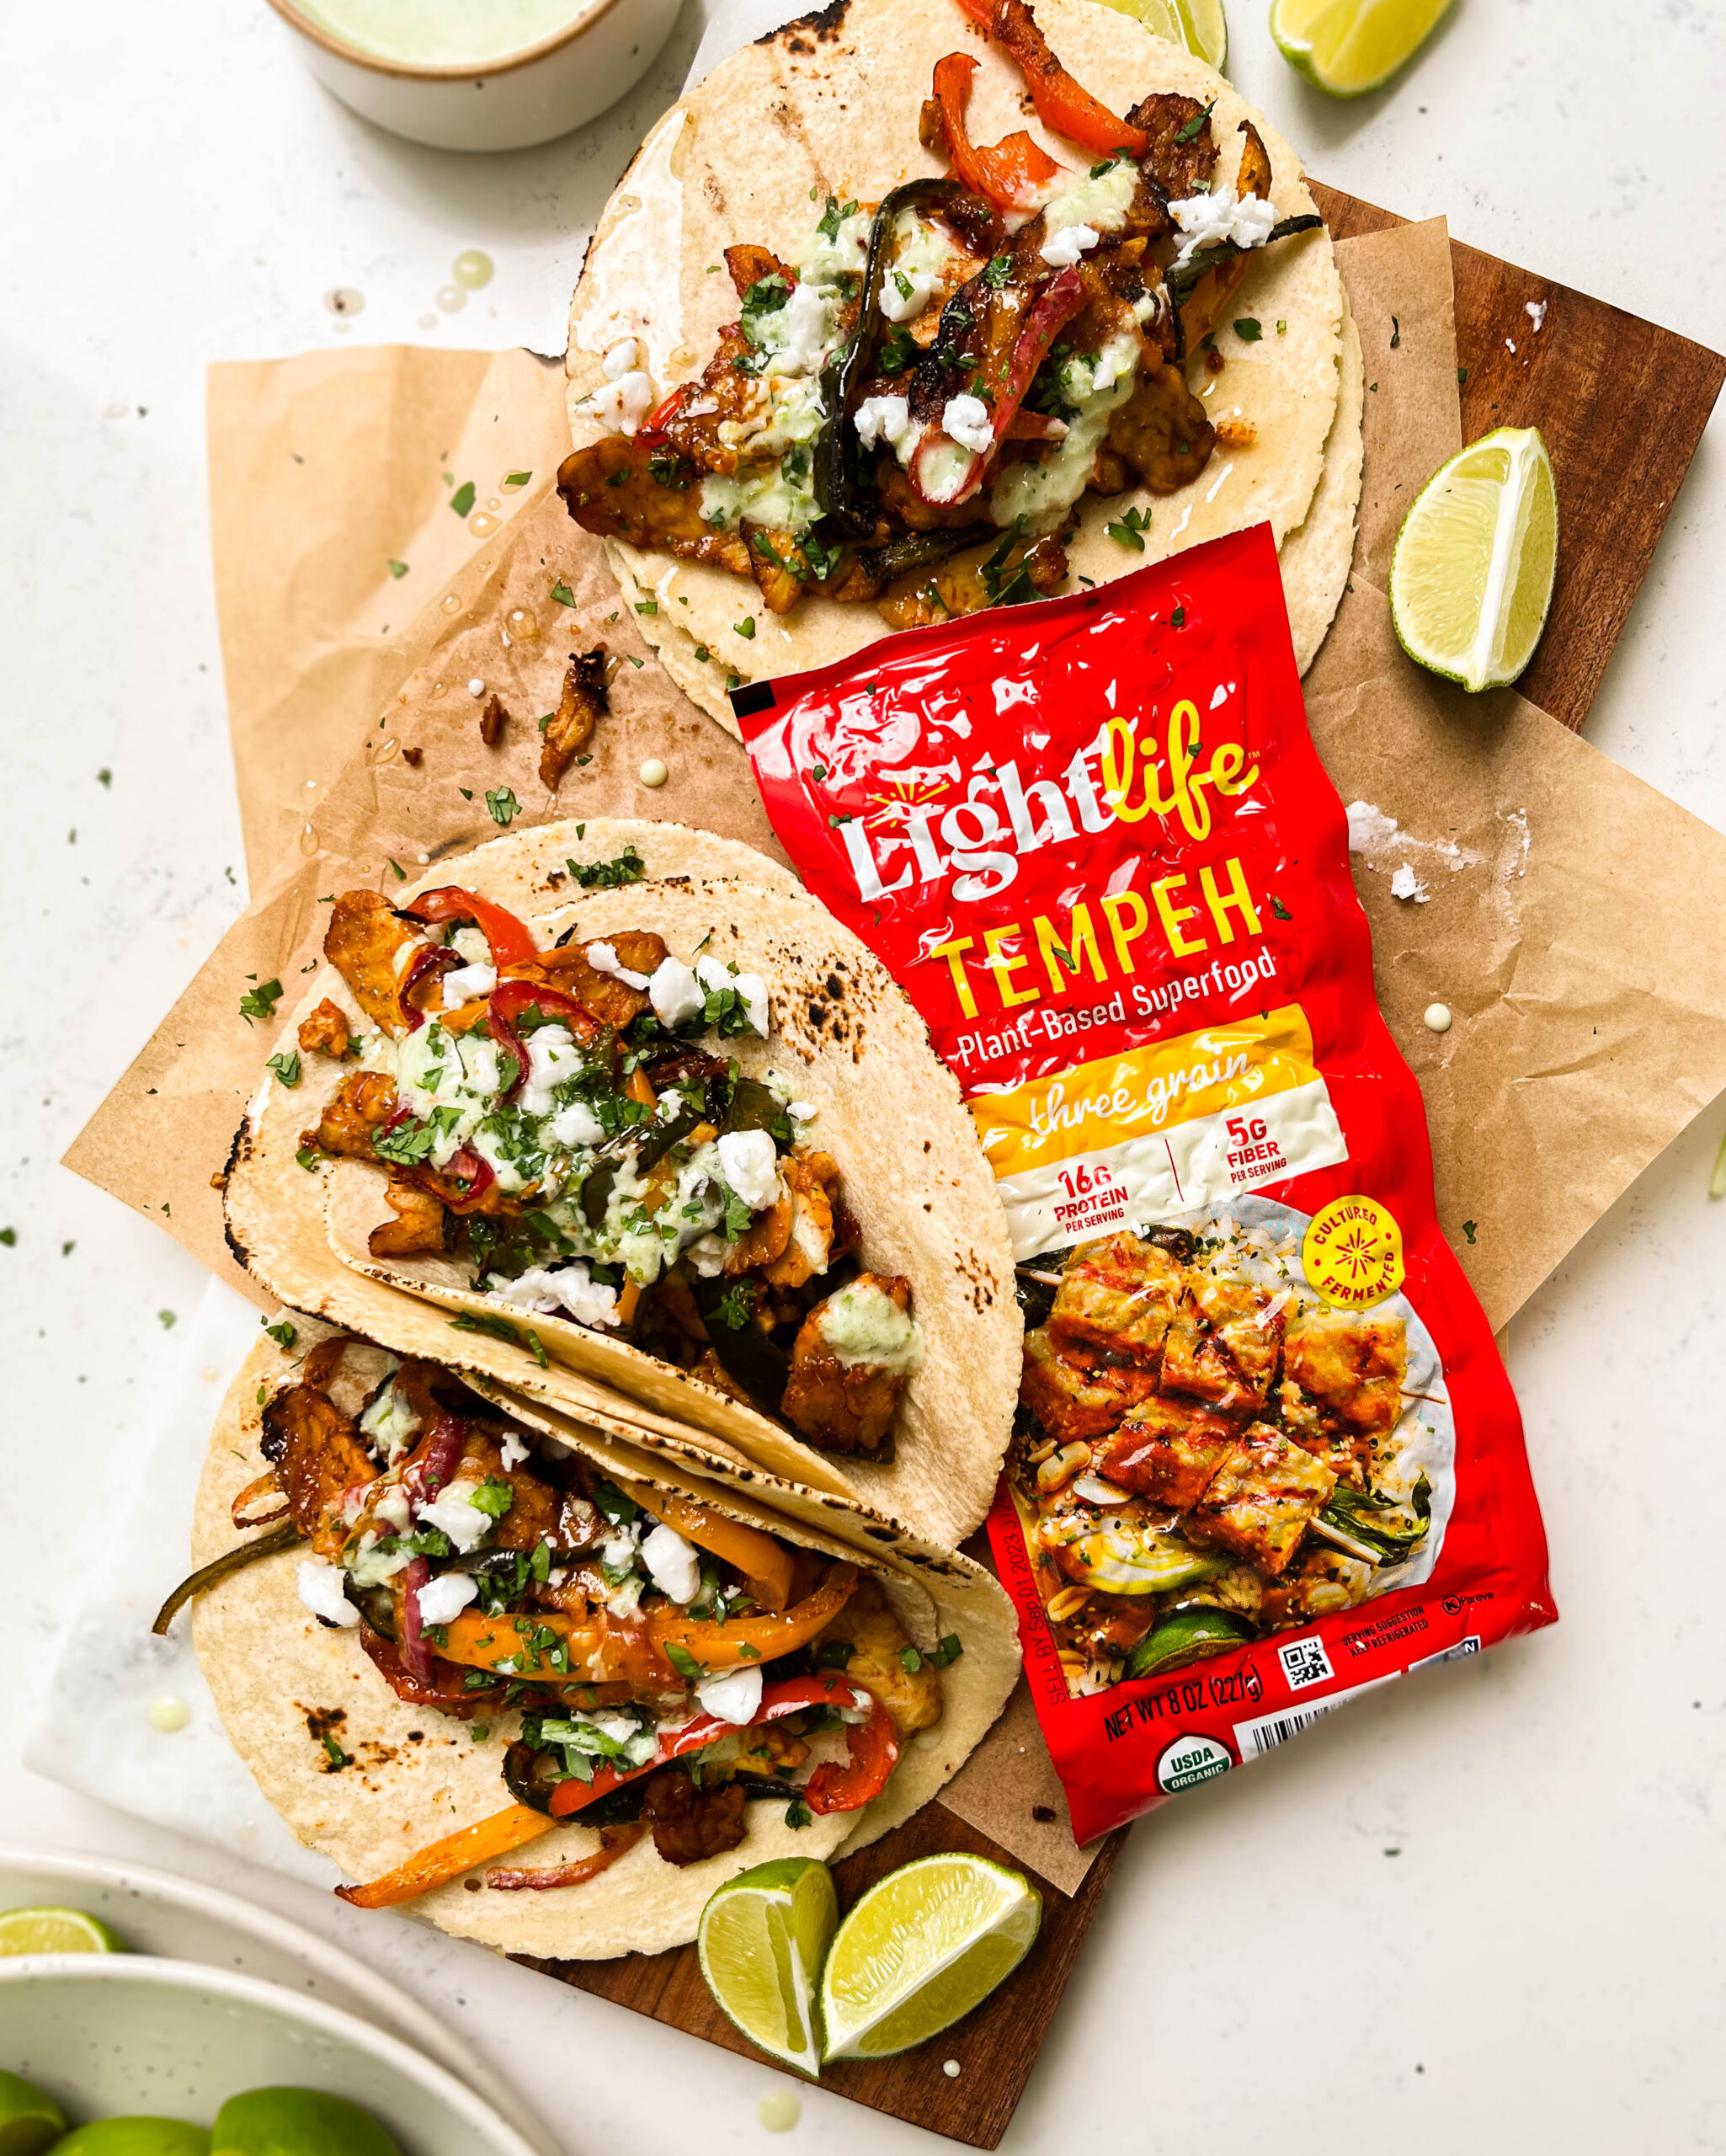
left=264, top=0, right=631, bottom=82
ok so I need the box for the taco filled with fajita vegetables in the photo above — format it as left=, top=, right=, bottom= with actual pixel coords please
left=167, top=1318, right=1019, bottom=1958
left=562, top=0, right=1361, bottom=728
left=221, top=818, right=1020, bottom=1548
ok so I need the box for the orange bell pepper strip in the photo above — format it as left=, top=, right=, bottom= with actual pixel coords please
left=621, top=1478, right=797, bottom=1613
left=439, top=1564, right=858, bottom=1686
left=952, top=0, right=1147, bottom=158
left=932, top=54, right=1062, bottom=213
left=334, top=1801, right=553, bottom=1908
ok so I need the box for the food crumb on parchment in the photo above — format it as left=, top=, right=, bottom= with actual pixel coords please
left=1424, top=1003, right=1452, bottom=1033
left=943, top=2060, right=962, bottom=2079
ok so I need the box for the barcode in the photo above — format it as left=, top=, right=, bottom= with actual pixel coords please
left=1236, top=1702, right=1342, bottom=1758
left=1233, top=1675, right=1393, bottom=1761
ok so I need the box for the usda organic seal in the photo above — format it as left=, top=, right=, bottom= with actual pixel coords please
left=1156, top=1736, right=1233, bottom=1795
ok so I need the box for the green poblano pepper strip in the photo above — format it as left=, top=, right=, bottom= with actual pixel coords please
left=814, top=177, right=966, bottom=541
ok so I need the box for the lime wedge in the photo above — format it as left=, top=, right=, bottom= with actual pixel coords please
left=698, top=1858, right=838, bottom=2079
left=1270, top=0, right=1451, bottom=94
left=210, top=2090, right=400, bottom=2155
left=0, top=1906, right=127, bottom=1956
left=51, top=2124, right=210, bottom=2154
left=1390, top=426, right=1558, bottom=693
left=820, top=1854, right=1041, bottom=2062
left=0, top=2070, right=67, bottom=2156
left=1085, top=0, right=1227, bottom=71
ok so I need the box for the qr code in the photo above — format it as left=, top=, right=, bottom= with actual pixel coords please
left=1277, top=1636, right=1334, bottom=1691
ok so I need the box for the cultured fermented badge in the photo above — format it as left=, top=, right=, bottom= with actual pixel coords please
left=1302, top=1195, right=1405, bottom=1309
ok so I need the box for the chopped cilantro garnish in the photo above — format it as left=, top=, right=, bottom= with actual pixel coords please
left=450, top=480, right=477, bottom=516
left=1170, top=605, right=1186, bottom=627
left=263, top=1316, right=297, bottom=1349
left=1268, top=896, right=1292, bottom=921
left=1105, top=506, right=1152, bottom=551
left=665, top=1641, right=704, bottom=1682
left=504, top=470, right=532, bottom=486
left=898, top=1645, right=924, bottom=1673
left=486, top=787, right=519, bottom=827
left=266, top=1050, right=301, bottom=1088
left=592, top=1479, right=640, bottom=1527
left=734, top=616, right=756, bottom=640
left=238, top=979, right=284, bottom=1026
left=296, top=1145, right=323, bottom=1172
left=712, top=1282, right=755, bottom=1331
left=471, top=1476, right=515, bottom=1520
left=551, top=580, right=578, bottom=606
left=784, top=1797, right=813, bottom=1830
left=1175, top=99, right=1215, bottom=143
left=1462, top=1219, right=1478, bottom=1244
left=928, top=1632, right=964, bottom=1668
left=387, top=559, right=408, bottom=578
left=322, top=1733, right=353, bottom=1769
left=1233, top=316, right=1263, bottom=342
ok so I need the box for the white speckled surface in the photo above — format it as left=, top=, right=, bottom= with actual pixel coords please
left=4, top=0, right=1726, bottom=2148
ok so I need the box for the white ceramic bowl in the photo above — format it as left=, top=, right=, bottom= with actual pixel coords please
left=265, top=0, right=683, bottom=152
left=1, top=1958, right=547, bottom=2154
left=0, top=1847, right=546, bottom=2147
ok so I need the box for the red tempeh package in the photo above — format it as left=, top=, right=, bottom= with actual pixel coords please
left=738, top=525, right=1554, bottom=1842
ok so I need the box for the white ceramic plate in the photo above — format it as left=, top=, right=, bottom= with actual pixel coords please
left=0, top=1849, right=549, bottom=2148
left=2, top=1958, right=545, bottom=2154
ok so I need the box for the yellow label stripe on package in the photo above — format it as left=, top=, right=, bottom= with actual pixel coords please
left=968, top=1004, right=1348, bottom=1258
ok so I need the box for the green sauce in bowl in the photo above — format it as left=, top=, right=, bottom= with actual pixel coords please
left=296, top=0, right=595, bottom=67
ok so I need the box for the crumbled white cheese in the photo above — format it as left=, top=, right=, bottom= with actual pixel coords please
left=854, top=393, right=916, bottom=453
left=942, top=394, right=995, bottom=456
left=1389, top=864, right=1430, bottom=904
left=603, top=338, right=640, bottom=380
left=648, top=955, right=704, bottom=1029
left=296, top=1561, right=360, bottom=1627
left=449, top=924, right=491, bottom=966
left=642, top=1521, right=703, bottom=1605
left=760, top=280, right=834, bottom=378
left=589, top=370, right=655, bottom=436
left=587, top=940, right=651, bottom=990
left=1526, top=300, right=1547, bottom=332
left=1169, top=186, right=1278, bottom=268
left=550, top=1097, right=607, bottom=1149
left=489, top=1262, right=621, bottom=1330
left=881, top=268, right=939, bottom=323
left=695, top=957, right=768, bottom=1035
left=786, top=1100, right=818, bottom=1123
left=440, top=961, right=496, bottom=1006
left=415, top=1570, right=479, bottom=1625
left=717, top=1128, right=780, bottom=1211
left=696, top=1666, right=764, bottom=1725
left=416, top=1481, right=495, bottom=1555
left=518, top=1022, right=589, bottom=1121
left=1041, top=223, right=1100, bottom=268
left=466, top=678, right=485, bottom=697
left=499, top=1429, right=530, bottom=1470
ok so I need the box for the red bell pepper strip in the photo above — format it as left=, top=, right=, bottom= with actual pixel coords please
left=545, top=1676, right=877, bottom=1819
left=634, top=387, right=688, bottom=451
left=398, top=1556, right=434, bottom=1684
left=908, top=263, right=1088, bottom=508
left=416, top=1144, right=497, bottom=1216
left=486, top=976, right=608, bottom=1102
left=400, top=886, right=540, bottom=970
left=953, top=0, right=1147, bottom=158
left=397, top=942, right=459, bottom=1031
left=933, top=53, right=1062, bottom=213
left=803, top=1691, right=901, bottom=1815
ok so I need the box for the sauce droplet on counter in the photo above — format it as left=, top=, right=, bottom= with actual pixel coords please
left=942, top=2060, right=962, bottom=2079
left=437, top=286, right=467, bottom=315
left=418, top=312, right=438, bottom=330
left=149, top=1696, right=190, bottom=1733
left=452, top=248, right=494, bottom=291
left=441, top=594, right=462, bottom=616
left=469, top=511, right=500, bottom=538
left=756, top=2090, right=801, bottom=2133
left=507, top=607, right=540, bottom=640
left=325, top=287, right=365, bottom=317
left=638, top=758, right=669, bottom=790
left=1424, top=1003, right=1452, bottom=1033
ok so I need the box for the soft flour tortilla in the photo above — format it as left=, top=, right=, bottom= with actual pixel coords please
left=222, top=818, right=1021, bottom=1549
left=567, top=0, right=1351, bottom=732
left=193, top=1326, right=1020, bottom=1959
left=1279, top=289, right=1364, bottom=674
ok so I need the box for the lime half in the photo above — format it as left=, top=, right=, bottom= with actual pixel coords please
left=1271, top=0, right=1452, bottom=94
left=820, top=1854, right=1041, bottom=2062
left=1086, top=0, right=1228, bottom=72
left=0, top=1906, right=127, bottom=1956
left=210, top=2090, right=400, bottom=2155
left=1391, top=426, right=1558, bottom=693
left=699, top=1858, right=838, bottom=2079
left=0, top=2070, right=67, bottom=2156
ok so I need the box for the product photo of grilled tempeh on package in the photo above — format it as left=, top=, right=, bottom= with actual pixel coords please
left=740, top=520, right=1555, bottom=1841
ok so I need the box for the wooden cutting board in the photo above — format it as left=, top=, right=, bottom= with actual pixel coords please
left=517, top=190, right=1723, bottom=2148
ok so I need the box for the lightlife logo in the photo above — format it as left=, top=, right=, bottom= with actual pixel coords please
left=832, top=700, right=1262, bottom=905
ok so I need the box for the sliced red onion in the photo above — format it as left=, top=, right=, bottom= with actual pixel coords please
left=398, top=1556, right=434, bottom=1683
